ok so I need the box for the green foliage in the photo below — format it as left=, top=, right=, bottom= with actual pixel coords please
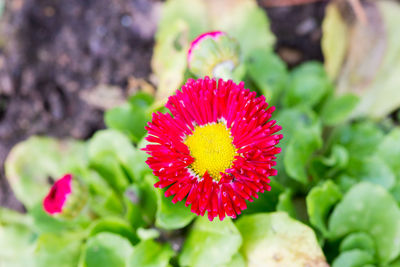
left=306, top=180, right=342, bottom=236
left=155, top=190, right=195, bottom=230
left=329, top=182, right=400, bottom=263
left=128, top=239, right=174, bottom=267
left=179, top=217, right=242, bottom=267
left=81, top=233, right=133, bottom=267
left=3, top=0, right=400, bottom=266
left=283, top=62, right=332, bottom=108
left=105, top=92, right=154, bottom=143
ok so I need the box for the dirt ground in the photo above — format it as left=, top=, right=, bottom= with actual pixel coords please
left=0, top=0, right=326, bottom=211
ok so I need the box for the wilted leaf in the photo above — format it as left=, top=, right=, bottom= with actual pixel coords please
left=324, top=1, right=400, bottom=118
left=236, top=212, right=328, bottom=267
left=322, top=2, right=348, bottom=80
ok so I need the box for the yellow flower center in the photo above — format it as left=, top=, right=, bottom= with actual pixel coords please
left=184, top=122, right=237, bottom=181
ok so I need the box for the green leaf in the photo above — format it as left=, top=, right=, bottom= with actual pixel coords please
left=213, top=0, right=275, bottom=59
left=34, top=232, right=84, bottom=267
left=128, top=239, right=174, bottom=267
left=320, top=93, right=359, bottom=126
left=5, top=137, right=87, bottom=209
left=125, top=175, right=158, bottom=227
left=179, top=217, right=242, bottom=267
left=329, top=121, right=384, bottom=158
left=283, top=62, right=332, bottom=108
left=346, top=156, right=395, bottom=190
left=105, top=105, right=146, bottom=143
left=247, top=48, right=287, bottom=103
left=274, top=108, right=318, bottom=181
left=0, top=209, right=36, bottom=267
left=284, top=122, right=322, bottom=184
left=81, top=233, right=134, bottom=267
left=339, top=232, right=376, bottom=256
left=218, top=253, right=246, bottom=267
left=377, top=128, right=400, bottom=179
left=88, top=217, right=139, bottom=245
left=30, top=203, right=72, bottom=234
left=78, top=169, right=124, bottom=217
left=155, top=188, right=195, bottom=230
left=240, top=179, right=283, bottom=215
left=332, top=249, right=374, bottom=267
left=276, top=190, right=296, bottom=218
left=329, top=182, right=400, bottom=263
left=105, top=92, right=153, bottom=143
left=236, top=212, right=327, bottom=266
left=306, top=180, right=342, bottom=236
left=88, top=130, right=147, bottom=192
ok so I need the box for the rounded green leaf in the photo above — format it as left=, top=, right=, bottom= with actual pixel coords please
left=247, top=48, right=287, bottom=103
left=128, top=239, right=173, bottom=267
left=81, top=233, right=133, bottom=267
left=332, top=249, right=374, bottom=267
left=329, top=182, right=400, bottom=263
left=155, top=189, right=195, bottom=230
left=34, top=232, right=84, bottom=267
left=306, top=180, right=342, bottom=236
left=283, top=62, right=332, bottom=108
left=320, top=93, right=359, bottom=126
left=339, top=232, right=376, bottom=256
left=88, top=217, right=139, bottom=245
left=179, top=217, right=242, bottom=267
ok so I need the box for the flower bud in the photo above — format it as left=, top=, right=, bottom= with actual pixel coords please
left=43, top=174, right=88, bottom=220
left=187, top=31, right=241, bottom=80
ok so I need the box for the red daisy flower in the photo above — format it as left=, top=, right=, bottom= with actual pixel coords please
left=144, top=77, right=282, bottom=221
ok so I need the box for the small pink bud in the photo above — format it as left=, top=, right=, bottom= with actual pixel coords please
left=43, top=174, right=87, bottom=219
left=187, top=31, right=241, bottom=80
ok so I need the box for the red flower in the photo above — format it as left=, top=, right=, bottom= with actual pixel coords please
left=144, top=77, right=282, bottom=221
left=43, top=174, right=73, bottom=215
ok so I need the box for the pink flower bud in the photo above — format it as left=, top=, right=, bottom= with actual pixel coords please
left=43, top=174, right=87, bottom=219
